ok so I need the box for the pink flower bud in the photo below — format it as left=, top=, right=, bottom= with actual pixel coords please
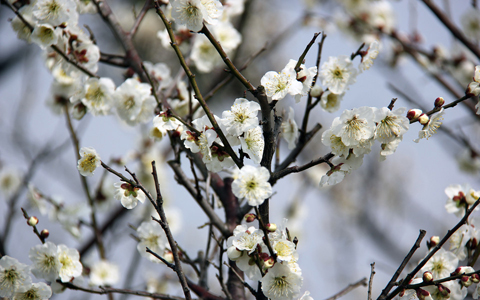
left=266, top=223, right=277, bottom=232
left=427, top=236, right=439, bottom=249
left=244, top=214, right=256, bottom=223
left=452, top=266, right=475, bottom=276
left=407, top=109, right=422, bottom=120
left=263, top=257, right=274, bottom=269
left=27, top=216, right=39, bottom=226
left=437, top=284, right=450, bottom=297
left=296, top=69, right=307, bottom=83
left=461, top=275, right=472, bottom=287
left=466, top=81, right=480, bottom=97
left=418, top=114, right=429, bottom=125
left=416, top=288, right=430, bottom=300
left=434, top=97, right=445, bottom=108
left=423, top=271, right=433, bottom=282
left=471, top=273, right=480, bottom=283
left=40, top=229, right=49, bottom=239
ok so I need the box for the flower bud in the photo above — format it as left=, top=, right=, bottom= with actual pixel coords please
left=461, top=275, right=472, bottom=287
left=40, top=229, right=49, bottom=239
left=434, top=97, right=445, bottom=108
left=72, top=102, right=87, bottom=120
left=310, top=85, right=323, bottom=97
left=423, top=271, right=433, bottom=282
left=27, top=216, right=39, bottom=226
left=416, top=288, right=430, bottom=300
left=437, top=284, right=450, bottom=297
left=427, top=236, right=439, bottom=249
left=418, top=114, right=429, bottom=125
left=266, top=223, right=277, bottom=232
left=245, top=213, right=256, bottom=223
left=263, top=257, right=274, bottom=269
left=407, top=109, right=422, bottom=120
left=163, top=250, right=174, bottom=264
left=471, top=273, right=480, bottom=283
left=451, top=266, right=475, bottom=276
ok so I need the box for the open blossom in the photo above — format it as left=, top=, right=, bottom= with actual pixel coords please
left=240, top=126, right=264, bottom=164
left=57, top=244, right=83, bottom=282
left=222, top=98, right=260, bottom=136
left=320, top=91, right=343, bottom=113
left=232, top=165, right=272, bottom=206
left=0, top=167, right=22, bottom=197
left=445, top=183, right=480, bottom=217
left=77, top=147, right=101, bottom=177
left=319, top=55, right=357, bottom=95
left=374, top=107, right=409, bottom=143
left=89, top=260, right=120, bottom=286
left=461, top=10, right=480, bottom=41
left=29, top=242, right=62, bottom=282
left=261, top=262, right=303, bottom=300
left=13, top=282, right=52, bottom=300
left=261, top=64, right=303, bottom=101
left=331, top=107, right=376, bottom=146
left=114, top=182, right=146, bottom=209
left=31, top=24, right=60, bottom=50
left=0, top=256, right=32, bottom=298
left=71, top=77, right=115, bottom=116
left=33, top=0, right=78, bottom=26
left=414, top=108, right=444, bottom=143
left=284, top=59, right=317, bottom=102
left=136, top=221, right=168, bottom=263
left=420, top=248, right=458, bottom=279
left=152, top=111, right=183, bottom=139
left=114, top=79, right=154, bottom=126
left=171, top=0, right=223, bottom=32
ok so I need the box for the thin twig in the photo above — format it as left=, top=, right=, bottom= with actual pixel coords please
left=368, top=263, right=375, bottom=300
left=223, top=262, right=258, bottom=298
left=294, top=32, right=321, bottom=72
left=325, top=278, right=368, bottom=300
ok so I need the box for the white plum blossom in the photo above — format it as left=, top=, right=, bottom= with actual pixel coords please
left=114, top=182, right=146, bottom=209
left=71, top=77, right=115, bottom=116
left=321, top=128, right=350, bottom=158
left=271, top=238, right=298, bottom=263
left=284, top=59, right=317, bottom=102
left=136, top=221, right=168, bottom=263
left=31, top=24, right=60, bottom=50
left=232, top=165, right=272, bottom=206
left=143, top=62, right=172, bottom=90
left=420, top=248, right=458, bottom=279
left=181, top=115, right=218, bottom=158
left=114, top=79, right=155, bottom=126
left=240, top=126, right=264, bottom=164
left=379, top=136, right=403, bottom=161
left=261, top=262, right=303, bottom=300
left=261, top=64, right=303, bottom=101
left=152, top=111, right=183, bottom=140
left=414, top=108, right=444, bottom=143
left=319, top=55, right=357, bottom=95
left=319, top=155, right=365, bottom=187
left=171, top=0, right=223, bottom=32
left=222, top=98, right=260, bottom=136
left=76, top=0, right=97, bottom=14
left=51, top=201, right=91, bottom=239
left=374, top=107, right=409, bottom=144
left=228, top=225, right=264, bottom=254
left=360, top=40, right=379, bottom=71
left=331, top=106, right=376, bottom=146
left=29, top=242, right=62, bottom=282
left=11, top=6, right=36, bottom=43
left=320, top=91, right=343, bottom=113
left=57, top=244, right=83, bottom=282
left=13, top=282, right=52, bottom=300
left=445, top=184, right=480, bottom=217
left=281, top=107, right=299, bottom=150
left=33, top=0, right=78, bottom=26
left=89, top=260, right=120, bottom=286
left=0, top=167, right=22, bottom=197
left=77, top=147, right=101, bottom=177
left=0, top=256, right=32, bottom=298
left=461, top=9, right=480, bottom=41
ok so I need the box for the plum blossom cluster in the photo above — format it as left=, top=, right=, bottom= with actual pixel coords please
left=0, top=241, right=83, bottom=300
left=320, top=106, right=409, bottom=186
left=174, top=98, right=266, bottom=172
left=226, top=222, right=306, bottom=300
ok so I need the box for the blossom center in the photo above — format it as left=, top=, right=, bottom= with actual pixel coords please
left=269, top=276, right=292, bottom=298
left=124, top=97, right=135, bottom=110
left=79, top=154, right=97, bottom=173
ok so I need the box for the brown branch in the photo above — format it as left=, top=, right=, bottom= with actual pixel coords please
left=130, top=0, right=155, bottom=36
left=59, top=281, right=186, bottom=300
left=294, top=32, right=321, bottom=72
left=421, top=0, right=480, bottom=60
left=151, top=161, right=192, bottom=300
left=382, top=199, right=480, bottom=300
left=271, top=152, right=334, bottom=185
left=368, top=263, right=375, bottom=300
left=377, top=230, right=426, bottom=300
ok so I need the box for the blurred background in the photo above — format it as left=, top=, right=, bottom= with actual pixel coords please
left=1, top=0, right=479, bottom=299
